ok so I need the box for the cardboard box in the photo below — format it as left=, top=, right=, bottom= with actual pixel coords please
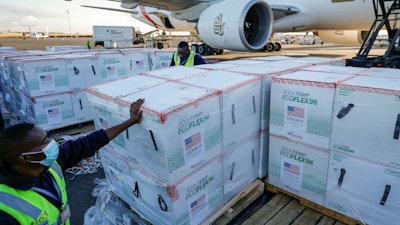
left=97, top=52, right=128, bottom=81
left=302, top=64, right=368, bottom=75
left=270, top=71, right=353, bottom=148
left=148, top=50, right=174, bottom=71
left=223, top=133, right=259, bottom=203
left=325, top=150, right=400, bottom=225
left=179, top=70, right=261, bottom=149
left=24, top=92, right=75, bottom=130
left=359, top=67, right=400, bottom=78
left=120, top=49, right=151, bottom=75
left=268, top=134, right=330, bottom=205
left=142, top=66, right=207, bottom=81
left=225, top=64, right=303, bottom=131
left=330, top=75, right=400, bottom=167
left=71, top=91, right=92, bottom=123
left=100, top=147, right=224, bottom=225
left=87, top=81, right=222, bottom=184
left=10, top=56, right=69, bottom=97
left=64, top=54, right=106, bottom=90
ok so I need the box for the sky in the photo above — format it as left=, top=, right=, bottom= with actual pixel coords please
left=0, top=0, right=155, bottom=34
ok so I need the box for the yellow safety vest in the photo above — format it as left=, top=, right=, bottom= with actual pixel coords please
left=0, top=163, right=70, bottom=225
left=173, top=51, right=195, bottom=66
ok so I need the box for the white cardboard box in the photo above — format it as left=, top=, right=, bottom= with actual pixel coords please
left=100, top=146, right=224, bottom=225
left=87, top=81, right=222, bottom=184
left=302, top=64, right=368, bottom=75
left=268, top=134, right=330, bottom=205
left=71, top=91, right=92, bottom=123
left=325, top=150, right=400, bottom=225
left=23, top=92, right=75, bottom=130
left=11, top=56, right=70, bottom=97
left=223, top=133, right=259, bottom=203
left=359, top=67, right=400, bottom=78
left=179, top=70, right=262, bottom=149
left=97, top=52, right=128, bottom=81
left=330, top=75, right=400, bottom=167
left=270, top=71, right=353, bottom=149
left=142, top=66, right=207, bottom=81
left=148, top=50, right=174, bottom=71
left=120, top=49, right=151, bottom=75
left=64, top=54, right=106, bottom=90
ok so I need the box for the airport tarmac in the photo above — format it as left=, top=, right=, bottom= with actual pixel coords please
left=0, top=37, right=387, bottom=60
left=0, top=37, right=387, bottom=225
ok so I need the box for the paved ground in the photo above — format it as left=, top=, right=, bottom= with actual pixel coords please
left=65, top=168, right=105, bottom=225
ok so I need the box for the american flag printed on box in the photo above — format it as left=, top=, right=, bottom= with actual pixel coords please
left=47, top=108, right=59, bottom=116
left=185, top=132, right=202, bottom=150
left=287, top=106, right=305, bottom=118
left=283, top=162, right=300, bottom=175
left=40, top=74, right=52, bottom=82
left=191, top=193, right=206, bottom=212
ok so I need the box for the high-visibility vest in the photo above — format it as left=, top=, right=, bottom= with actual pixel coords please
left=173, top=51, right=195, bottom=66
left=0, top=163, right=70, bottom=225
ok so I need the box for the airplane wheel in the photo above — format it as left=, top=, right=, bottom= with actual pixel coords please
left=191, top=44, right=199, bottom=53
left=264, top=43, right=274, bottom=52
left=215, top=48, right=224, bottom=55
left=205, top=45, right=214, bottom=55
left=274, top=43, right=282, bottom=51
left=198, top=44, right=206, bottom=55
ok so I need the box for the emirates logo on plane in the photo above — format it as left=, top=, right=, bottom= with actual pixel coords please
left=214, top=13, right=225, bottom=36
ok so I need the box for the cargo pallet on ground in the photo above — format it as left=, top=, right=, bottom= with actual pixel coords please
left=47, top=120, right=95, bottom=138
left=249, top=179, right=363, bottom=225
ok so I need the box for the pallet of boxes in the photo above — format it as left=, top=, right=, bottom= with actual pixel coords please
left=0, top=46, right=173, bottom=132
left=265, top=64, right=400, bottom=225
left=86, top=63, right=268, bottom=225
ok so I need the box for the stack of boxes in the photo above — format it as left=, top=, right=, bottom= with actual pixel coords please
left=326, top=74, right=400, bottom=224
left=87, top=75, right=224, bottom=225
left=0, top=48, right=174, bottom=130
left=90, top=56, right=349, bottom=224
left=268, top=71, right=354, bottom=205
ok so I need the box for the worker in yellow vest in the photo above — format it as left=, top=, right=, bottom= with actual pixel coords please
left=0, top=99, right=145, bottom=225
left=170, top=41, right=206, bottom=66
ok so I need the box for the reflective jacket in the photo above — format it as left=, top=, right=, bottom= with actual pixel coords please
left=173, top=51, right=195, bottom=66
left=0, top=163, right=70, bottom=225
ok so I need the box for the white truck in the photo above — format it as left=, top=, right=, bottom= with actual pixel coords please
left=93, top=26, right=134, bottom=48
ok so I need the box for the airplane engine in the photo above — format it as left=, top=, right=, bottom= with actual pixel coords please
left=317, top=30, right=369, bottom=45
left=197, top=0, right=273, bottom=51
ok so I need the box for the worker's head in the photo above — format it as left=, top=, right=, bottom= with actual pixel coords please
left=177, top=41, right=190, bottom=57
left=0, top=123, right=58, bottom=177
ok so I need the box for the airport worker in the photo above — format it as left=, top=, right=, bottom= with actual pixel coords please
left=0, top=99, right=145, bottom=225
left=86, top=40, right=91, bottom=50
left=170, top=41, right=206, bottom=66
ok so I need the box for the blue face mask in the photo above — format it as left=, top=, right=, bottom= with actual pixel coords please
left=21, top=139, right=59, bottom=167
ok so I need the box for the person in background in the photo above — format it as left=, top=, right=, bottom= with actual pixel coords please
left=170, top=41, right=206, bottom=66
left=0, top=99, right=144, bottom=225
left=86, top=40, right=91, bottom=50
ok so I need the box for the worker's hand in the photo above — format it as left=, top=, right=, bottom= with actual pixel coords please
left=129, top=98, right=145, bottom=125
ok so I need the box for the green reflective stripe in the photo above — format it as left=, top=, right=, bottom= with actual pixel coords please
left=173, top=51, right=180, bottom=65
left=185, top=52, right=195, bottom=66
left=0, top=192, right=41, bottom=218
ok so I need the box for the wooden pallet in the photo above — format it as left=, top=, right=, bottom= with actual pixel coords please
left=201, top=179, right=265, bottom=225
left=258, top=180, right=363, bottom=225
left=48, top=120, right=95, bottom=138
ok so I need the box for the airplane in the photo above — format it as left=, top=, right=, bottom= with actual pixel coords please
left=79, top=0, right=380, bottom=53
left=20, top=25, right=49, bottom=40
